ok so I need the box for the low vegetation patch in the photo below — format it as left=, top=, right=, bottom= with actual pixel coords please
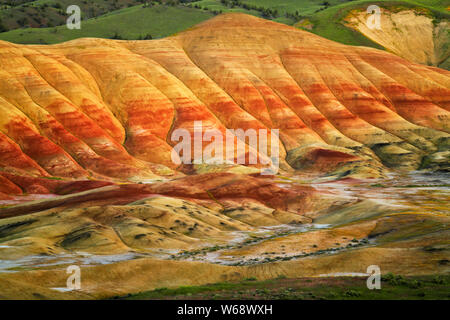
left=118, top=274, right=450, bottom=300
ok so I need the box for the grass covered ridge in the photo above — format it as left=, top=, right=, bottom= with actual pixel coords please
left=118, top=274, right=450, bottom=300
left=0, top=3, right=214, bottom=43
left=0, top=0, right=448, bottom=46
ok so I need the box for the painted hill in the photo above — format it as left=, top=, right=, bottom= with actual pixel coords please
left=0, top=13, right=449, bottom=300
left=0, top=13, right=448, bottom=195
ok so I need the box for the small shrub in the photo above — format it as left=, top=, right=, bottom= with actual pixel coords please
left=244, top=277, right=257, bottom=281
left=432, top=276, right=446, bottom=285
left=344, top=289, right=361, bottom=297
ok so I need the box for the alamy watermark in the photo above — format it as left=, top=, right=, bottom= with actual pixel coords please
left=66, top=5, right=81, bottom=30
left=367, top=265, right=381, bottom=289
left=66, top=265, right=81, bottom=290
left=170, top=121, right=280, bottom=175
left=366, top=5, right=381, bottom=30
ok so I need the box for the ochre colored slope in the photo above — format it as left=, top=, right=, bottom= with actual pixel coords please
left=344, top=9, right=450, bottom=68
left=0, top=13, right=448, bottom=187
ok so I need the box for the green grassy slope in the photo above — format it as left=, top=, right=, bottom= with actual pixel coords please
left=119, top=274, right=450, bottom=300
left=240, top=0, right=348, bottom=16
left=0, top=0, right=141, bottom=30
left=0, top=4, right=214, bottom=43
